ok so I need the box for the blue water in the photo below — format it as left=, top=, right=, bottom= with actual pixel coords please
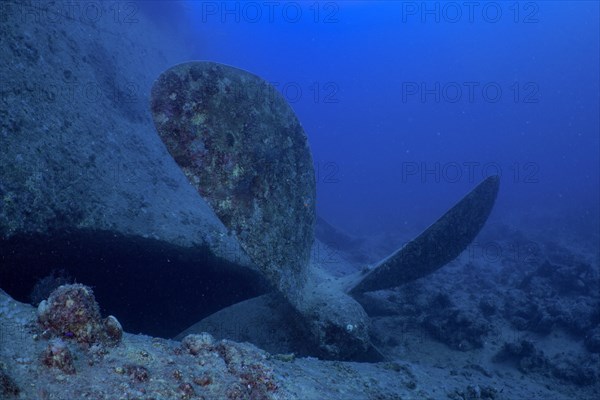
left=0, top=3, right=598, bottom=396
left=139, top=1, right=599, bottom=241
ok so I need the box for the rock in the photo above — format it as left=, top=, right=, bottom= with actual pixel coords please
left=37, top=284, right=121, bottom=346
left=503, top=251, right=599, bottom=337
left=493, top=340, right=548, bottom=374
left=103, top=315, right=123, bottom=344
left=124, top=364, right=150, bottom=383
left=505, top=298, right=555, bottom=335
left=182, top=333, right=216, bottom=355
left=551, top=356, right=599, bottom=386
left=448, top=384, right=498, bottom=400
left=526, top=259, right=597, bottom=296
left=41, top=338, right=76, bottom=374
left=557, top=297, right=599, bottom=335
left=422, top=307, right=490, bottom=351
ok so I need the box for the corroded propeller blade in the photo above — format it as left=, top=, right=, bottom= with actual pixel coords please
left=349, top=175, right=500, bottom=294
left=150, top=61, right=316, bottom=293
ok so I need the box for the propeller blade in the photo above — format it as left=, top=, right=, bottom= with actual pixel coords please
left=349, top=175, right=500, bottom=294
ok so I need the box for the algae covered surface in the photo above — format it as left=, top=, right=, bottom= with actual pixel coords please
left=150, top=61, right=316, bottom=296
left=0, top=287, right=420, bottom=400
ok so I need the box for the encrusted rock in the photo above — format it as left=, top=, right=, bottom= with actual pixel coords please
left=37, top=284, right=123, bottom=346
left=41, top=338, right=76, bottom=374
left=422, top=308, right=490, bottom=351
left=551, top=356, right=599, bottom=386
left=103, top=315, right=123, bottom=344
left=182, top=333, right=216, bottom=355
left=125, top=364, right=150, bottom=382
left=492, top=340, right=548, bottom=373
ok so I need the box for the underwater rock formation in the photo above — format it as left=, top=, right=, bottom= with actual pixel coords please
left=37, top=284, right=122, bottom=346
left=41, top=338, right=76, bottom=374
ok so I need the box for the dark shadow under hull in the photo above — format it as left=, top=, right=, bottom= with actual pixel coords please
left=0, top=229, right=266, bottom=338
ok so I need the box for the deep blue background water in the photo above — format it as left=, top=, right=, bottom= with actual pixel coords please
left=141, top=1, right=599, bottom=241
